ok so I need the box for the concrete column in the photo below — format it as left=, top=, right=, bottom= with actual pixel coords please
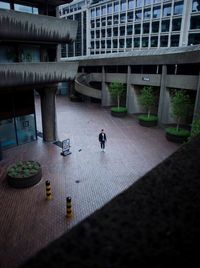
left=158, top=65, right=169, bottom=125
left=126, top=65, right=131, bottom=112
left=193, top=71, right=200, bottom=119
left=37, top=86, right=57, bottom=142
left=101, top=66, right=113, bottom=107
left=179, top=0, right=192, bottom=47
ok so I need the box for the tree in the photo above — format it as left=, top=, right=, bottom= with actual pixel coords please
left=170, top=90, right=191, bottom=131
left=138, top=86, right=156, bottom=118
left=191, top=115, right=200, bottom=138
left=108, top=82, right=125, bottom=110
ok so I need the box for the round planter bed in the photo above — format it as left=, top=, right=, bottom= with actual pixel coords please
left=165, top=128, right=190, bottom=143
left=111, top=107, right=127, bottom=117
left=7, top=161, right=42, bottom=188
left=138, top=115, right=158, bottom=127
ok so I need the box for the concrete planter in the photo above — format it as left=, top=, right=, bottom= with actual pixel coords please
left=165, top=132, right=189, bottom=143
left=111, top=110, right=127, bottom=117
left=139, top=119, right=158, bottom=127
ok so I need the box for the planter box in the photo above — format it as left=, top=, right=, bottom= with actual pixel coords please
left=165, top=132, right=189, bottom=143
left=111, top=110, right=127, bottom=117
left=139, top=119, right=157, bottom=127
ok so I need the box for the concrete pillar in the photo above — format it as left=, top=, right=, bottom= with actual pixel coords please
left=158, top=65, right=170, bottom=125
left=126, top=65, right=131, bottom=112
left=37, top=86, right=57, bottom=142
left=193, top=71, right=200, bottom=120
left=101, top=66, right=112, bottom=106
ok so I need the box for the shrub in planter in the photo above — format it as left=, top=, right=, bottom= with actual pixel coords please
left=7, top=160, right=42, bottom=188
left=165, top=90, right=191, bottom=143
left=138, top=86, right=158, bottom=127
left=108, top=82, right=127, bottom=117
left=190, top=116, right=200, bottom=139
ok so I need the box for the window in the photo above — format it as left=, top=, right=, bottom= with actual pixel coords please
left=96, top=30, right=100, bottom=38
left=143, top=23, right=150, bottom=34
left=120, top=26, right=125, bottom=36
left=101, top=18, right=106, bottom=27
left=121, top=0, right=127, bottom=11
left=153, top=6, right=161, bottom=18
left=96, top=41, right=100, bottom=49
left=135, top=24, right=141, bottom=34
left=128, top=0, right=134, bottom=10
left=101, top=29, right=105, bottom=38
left=126, top=38, right=132, bottom=48
left=119, top=39, right=125, bottom=48
left=171, top=35, right=180, bottom=47
left=101, top=40, right=105, bottom=49
left=107, top=40, right=111, bottom=49
left=135, top=10, right=142, bottom=21
left=190, top=16, right=200, bottom=29
left=91, top=9, right=95, bottom=18
left=91, top=31, right=94, bottom=39
left=113, top=27, right=118, bottom=36
left=0, top=1, right=10, bottom=9
left=151, top=36, right=158, bottom=47
left=192, top=0, right=200, bottom=12
left=160, top=35, right=168, bottom=47
left=14, top=4, right=38, bottom=14
left=114, top=1, right=119, bottom=12
left=96, top=7, right=100, bottom=16
left=144, top=8, right=151, bottom=20
left=113, top=39, right=118, bottom=48
left=174, top=1, right=183, bottom=15
left=161, top=20, right=170, bottom=32
left=172, top=18, right=182, bottom=31
left=145, top=0, right=152, bottom=5
left=188, top=33, right=200, bottom=45
left=107, top=16, right=112, bottom=26
left=107, top=4, right=112, bottom=14
left=127, top=25, right=133, bottom=35
left=134, top=38, right=140, bottom=47
left=101, top=5, right=106, bottom=15
left=114, top=15, right=119, bottom=24
left=136, top=0, right=142, bottom=8
left=163, top=4, right=171, bottom=17
left=91, top=41, right=94, bottom=49
left=128, top=12, right=134, bottom=22
left=152, top=21, right=159, bottom=33
left=120, top=13, right=126, bottom=23
left=96, top=19, right=100, bottom=27
left=107, top=28, right=112, bottom=37
left=142, top=37, right=149, bottom=47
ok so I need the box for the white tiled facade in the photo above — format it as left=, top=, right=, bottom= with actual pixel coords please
left=59, top=0, right=200, bottom=57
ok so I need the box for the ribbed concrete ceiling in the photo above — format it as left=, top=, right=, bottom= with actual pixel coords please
left=12, top=0, right=73, bottom=7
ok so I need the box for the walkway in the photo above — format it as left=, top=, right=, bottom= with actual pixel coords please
left=0, top=96, right=178, bottom=268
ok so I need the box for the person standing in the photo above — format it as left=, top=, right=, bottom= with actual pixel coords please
left=99, top=129, right=107, bottom=152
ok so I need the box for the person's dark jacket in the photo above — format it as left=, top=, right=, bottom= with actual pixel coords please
left=99, top=133, right=107, bottom=142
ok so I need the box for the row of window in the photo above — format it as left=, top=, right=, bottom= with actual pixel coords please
left=0, top=1, right=38, bottom=14
left=91, top=18, right=181, bottom=39
left=91, top=1, right=184, bottom=18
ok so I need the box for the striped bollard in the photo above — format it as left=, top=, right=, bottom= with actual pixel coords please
left=66, top=196, right=72, bottom=218
left=45, top=180, right=52, bottom=200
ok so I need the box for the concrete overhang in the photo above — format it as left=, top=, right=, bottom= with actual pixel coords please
left=0, top=9, right=78, bottom=43
left=10, top=0, right=73, bottom=7
left=0, top=62, right=78, bottom=88
left=62, top=45, right=200, bottom=66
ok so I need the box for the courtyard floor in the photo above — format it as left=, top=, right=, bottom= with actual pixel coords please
left=0, top=96, right=178, bottom=268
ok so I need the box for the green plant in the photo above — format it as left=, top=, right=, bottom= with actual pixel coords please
left=108, top=82, right=126, bottom=110
left=138, top=114, right=158, bottom=122
left=138, top=86, right=156, bottom=118
left=7, top=161, right=41, bottom=178
left=111, top=107, right=128, bottom=113
left=170, top=90, right=191, bottom=132
left=191, top=116, right=200, bottom=138
left=166, top=127, right=190, bottom=137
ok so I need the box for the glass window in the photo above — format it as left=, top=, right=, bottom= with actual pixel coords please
left=174, top=1, right=183, bottom=15
left=91, top=20, right=95, bottom=28
left=113, top=39, right=118, bottom=48
left=163, top=4, right=171, bottom=17
left=151, top=36, right=158, bottom=47
left=91, top=9, right=95, bottom=18
left=15, top=114, right=36, bottom=145
left=171, top=35, right=180, bottom=47
left=107, top=4, right=112, bottom=14
left=152, top=21, right=159, bottom=33
left=145, top=0, right=152, bottom=5
left=136, top=0, right=142, bottom=8
left=113, top=27, right=118, bottom=36
left=96, top=41, right=100, bottom=49
left=96, top=19, right=100, bottom=27
left=0, top=119, right=17, bottom=149
left=121, top=0, right=127, bottom=11
left=135, top=24, right=141, bottom=34
left=107, top=16, right=112, bottom=26
left=91, top=41, right=94, bottom=49
left=144, top=8, right=151, bottom=20
left=120, top=26, right=125, bottom=36
left=107, top=40, right=111, bottom=48
left=119, top=39, right=125, bottom=48
left=188, top=33, right=200, bottom=45
left=161, top=20, right=170, bottom=32
left=160, top=35, right=168, bottom=47
left=135, top=10, right=142, bottom=21
left=120, top=13, right=126, bottom=23
left=0, top=1, right=10, bottom=9
left=134, top=37, right=140, bottom=47
left=102, top=18, right=106, bottom=27
left=101, top=5, right=106, bottom=15
left=190, top=16, right=200, bottom=29
left=91, top=31, right=94, bottom=39
left=126, top=38, right=132, bottom=48
left=96, top=7, right=100, bottom=16
left=114, top=1, right=119, bottom=12
left=127, top=25, right=133, bottom=35
left=101, top=29, right=105, bottom=37
left=192, top=0, right=200, bottom=12
left=153, top=6, right=161, bottom=18
left=143, top=23, right=150, bottom=33
left=172, top=18, right=182, bottom=31
left=114, top=15, right=119, bottom=24
left=128, top=12, right=134, bottom=22
left=142, top=37, right=149, bottom=47
left=128, top=0, right=134, bottom=10
left=101, top=40, right=105, bottom=49
left=14, top=4, right=38, bottom=14
left=107, top=28, right=112, bottom=37
left=96, top=30, right=100, bottom=38
left=154, top=0, right=161, bottom=3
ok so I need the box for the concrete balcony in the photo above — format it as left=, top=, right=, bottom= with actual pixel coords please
left=75, top=74, right=101, bottom=99
left=0, top=62, right=78, bottom=88
left=0, top=9, right=77, bottom=43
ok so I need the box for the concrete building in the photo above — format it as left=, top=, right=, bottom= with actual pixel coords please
left=0, top=0, right=78, bottom=150
left=59, top=0, right=200, bottom=126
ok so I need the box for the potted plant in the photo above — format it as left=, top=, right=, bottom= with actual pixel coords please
left=165, top=90, right=191, bottom=143
left=138, top=86, right=158, bottom=127
left=108, top=82, right=127, bottom=117
left=190, top=115, right=200, bottom=139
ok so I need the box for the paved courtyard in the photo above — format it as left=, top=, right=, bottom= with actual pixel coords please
left=0, top=96, right=178, bottom=268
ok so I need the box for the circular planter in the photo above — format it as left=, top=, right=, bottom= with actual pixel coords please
left=111, top=107, right=127, bottom=117
left=139, top=119, right=158, bottom=127
left=165, top=132, right=189, bottom=143
left=7, top=161, right=42, bottom=188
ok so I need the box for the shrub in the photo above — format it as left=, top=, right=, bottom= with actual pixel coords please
left=108, top=82, right=126, bottom=110
left=138, top=86, right=157, bottom=118
left=166, top=127, right=190, bottom=137
left=138, top=114, right=158, bottom=122
left=111, top=107, right=128, bottom=113
left=7, top=161, right=41, bottom=178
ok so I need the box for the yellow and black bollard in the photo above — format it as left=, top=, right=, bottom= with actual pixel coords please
left=45, top=180, right=52, bottom=200
left=66, top=196, right=72, bottom=218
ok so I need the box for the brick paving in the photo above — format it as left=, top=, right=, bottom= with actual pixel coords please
left=0, top=96, right=179, bottom=268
